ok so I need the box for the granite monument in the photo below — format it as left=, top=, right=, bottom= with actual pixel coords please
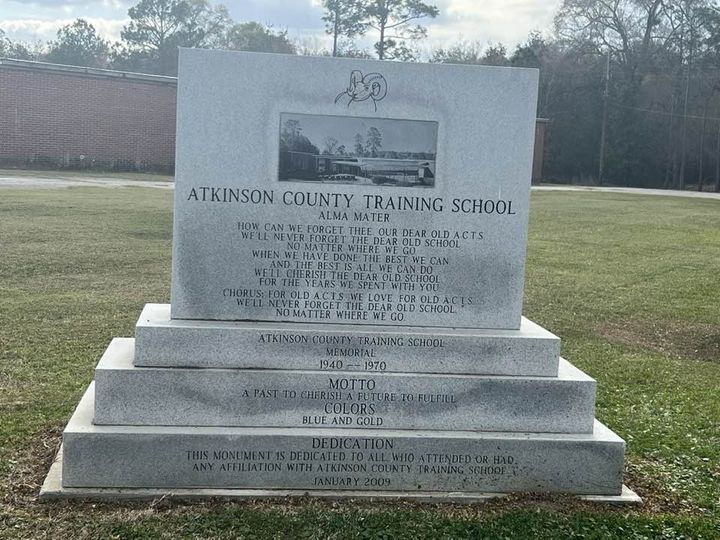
left=42, top=49, right=636, bottom=502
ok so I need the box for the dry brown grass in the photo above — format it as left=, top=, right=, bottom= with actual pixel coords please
left=598, top=320, right=720, bottom=363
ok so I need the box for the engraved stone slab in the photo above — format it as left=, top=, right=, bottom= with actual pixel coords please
left=65, top=384, right=624, bottom=494
left=135, top=304, right=560, bottom=376
left=95, top=338, right=595, bottom=433
left=43, top=448, right=643, bottom=503
left=171, top=49, right=539, bottom=329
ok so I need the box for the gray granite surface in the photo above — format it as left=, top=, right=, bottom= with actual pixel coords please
left=65, top=384, right=624, bottom=494
left=95, top=338, right=595, bottom=433
left=135, top=304, right=560, bottom=375
left=42, top=446, right=642, bottom=503
left=171, top=49, right=538, bottom=329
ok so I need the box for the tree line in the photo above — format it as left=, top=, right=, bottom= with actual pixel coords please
left=2, top=0, right=720, bottom=190
left=0, top=1, right=295, bottom=76
left=0, top=0, right=438, bottom=71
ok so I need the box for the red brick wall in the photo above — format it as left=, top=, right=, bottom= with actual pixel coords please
left=0, top=66, right=177, bottom=172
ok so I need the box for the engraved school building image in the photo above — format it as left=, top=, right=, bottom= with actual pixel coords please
left=280, top=151, right=436, bottom=187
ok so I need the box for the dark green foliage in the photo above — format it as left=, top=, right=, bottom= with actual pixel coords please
left=44, top=19, right=109, bottom=68
left=0, top=28, right=35, bottom=60
left=361, top=0, right=439, bottom=60
left=429, top=2, right=720, bottom=190
left=323, top=0, right=367, bottom=56
left=547, top=0, right=720, bottom=188
left=326, top=0, right=439, bottom=60
left=114, top=0, right=231, bottom=75
left=223, top=22, right=295, bottom=54
left=430, top=40, right=483, bottom=65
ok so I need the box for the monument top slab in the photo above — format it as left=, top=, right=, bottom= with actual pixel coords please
left=170, top=49, right=538, bottom=329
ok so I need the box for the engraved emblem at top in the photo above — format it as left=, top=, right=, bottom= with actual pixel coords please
left=335, top=70, right=388, bottom=112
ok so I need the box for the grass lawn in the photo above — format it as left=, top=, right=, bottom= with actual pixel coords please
left=0, top=188, right=718, bottom=538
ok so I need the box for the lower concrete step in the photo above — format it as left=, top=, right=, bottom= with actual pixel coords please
left=63, top=383, right=625, bottom=495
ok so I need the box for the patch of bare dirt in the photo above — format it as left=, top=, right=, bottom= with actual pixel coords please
left=598, top=320, right=720, bottom=363
left=623, top=460, right=696, bottom=515
left=2, top=424, right=62, bottom=508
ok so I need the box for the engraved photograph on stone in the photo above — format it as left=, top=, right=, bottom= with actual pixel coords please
left=279, top=113, right=437, bottom=188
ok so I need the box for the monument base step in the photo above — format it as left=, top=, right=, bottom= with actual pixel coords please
left=95, top=338, right=596, bottom=433
left=41, top=446, right=641, bottom=504
left=59, top=384, right=625, bottom=496
left=135, top=304, right=561, bottom=376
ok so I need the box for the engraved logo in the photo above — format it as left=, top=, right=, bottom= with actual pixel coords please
left=335, top=70, right=388, bottom=112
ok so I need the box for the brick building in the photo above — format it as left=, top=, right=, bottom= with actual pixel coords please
left=0, top=58, right=547, bottom=179
left=0, top=59, right=177, bottom=172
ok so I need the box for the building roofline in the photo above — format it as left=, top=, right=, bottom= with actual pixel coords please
left=0, top=57, right=177, bottom=85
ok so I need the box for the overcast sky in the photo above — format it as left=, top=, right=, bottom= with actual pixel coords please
left=0, top=0, right=562, bottom=55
